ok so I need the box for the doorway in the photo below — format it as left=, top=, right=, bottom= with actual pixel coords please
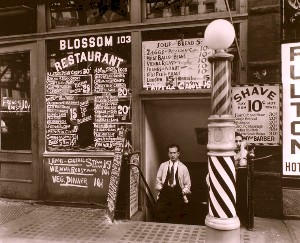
left=144, top=98, right=210, bottom=225
left=0, top=43, right=39, bottom=200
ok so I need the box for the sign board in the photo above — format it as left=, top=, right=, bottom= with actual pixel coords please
left=46, top=33, right=131, bottom=152
left=107, top=136, right=126, bottom=221
left=282, top=42, right=300, bottom=176
left=129, top=152, right=140, bottom=218
left=142, top=38, right=213, bottom=90
left=44, top=33, right=132, bottom=205
left=44, top=156, right=113, bottom=204
left=232, top=84, right=281, bottom=145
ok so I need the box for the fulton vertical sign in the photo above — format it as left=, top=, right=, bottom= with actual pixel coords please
left=282, top=43, right=300, bottom=176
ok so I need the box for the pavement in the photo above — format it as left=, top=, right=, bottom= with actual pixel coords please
left=0, top=198, right=299, bottom=243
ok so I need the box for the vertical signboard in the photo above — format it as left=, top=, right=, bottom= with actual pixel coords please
left=282, top=42, right=300, bottom=176
left=232, top=84, right=281, bottom=145
left=106, top=135, right=126, bottom=221
left=128, top=152, right=140, bottom=218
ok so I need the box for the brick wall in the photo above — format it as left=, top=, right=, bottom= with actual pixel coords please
left=248, top=1, right=281, bottom=84
left=247, top=0, right=283, bottom=218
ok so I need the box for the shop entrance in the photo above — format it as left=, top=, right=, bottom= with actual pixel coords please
left=0, top=43, right=39, bottom=200
left=143, top=98, right=210, bottom=225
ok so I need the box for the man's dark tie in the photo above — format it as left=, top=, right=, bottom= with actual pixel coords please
left=169, top=164, right=174, bottom=185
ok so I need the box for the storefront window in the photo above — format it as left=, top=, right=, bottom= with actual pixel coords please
left=0, top=52, right=31, bottom=150
left=145, top=0, right=235, bottom=19
left=282, top=0, right=300, bottom=42
left=46, top=33, right=131, bottom=152
left=0, top=1, right=36, bottom=36
left=49, top=0, right=130, bottom=29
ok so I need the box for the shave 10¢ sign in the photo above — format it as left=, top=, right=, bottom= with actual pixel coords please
left=232, top=84, right=281, bottom=146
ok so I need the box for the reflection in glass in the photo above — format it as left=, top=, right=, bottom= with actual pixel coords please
left=50, top=0, right=130, bottom=29
left=0, top=1, right=36, bottom=36
left=146, top=0, right=235, bottom=19
left=0, top=52, right=31, bottom=150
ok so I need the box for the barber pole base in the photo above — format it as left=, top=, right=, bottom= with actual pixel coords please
left=206, top=115, right=240, bottom=230
left=205, top=223, right=240, bottom=243
left=205, top=214, right=240, bottom=230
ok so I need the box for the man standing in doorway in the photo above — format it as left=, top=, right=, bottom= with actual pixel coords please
left=234, top=132, right=248, bottom=168
left=155, top=144, right=191, bottom=224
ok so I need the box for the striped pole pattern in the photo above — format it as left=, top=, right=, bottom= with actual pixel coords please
left=211, top=60, right=232, bottom=115
left=208, top=155, right=236, bottom=218
left=205, top=51, right=239, bottom=230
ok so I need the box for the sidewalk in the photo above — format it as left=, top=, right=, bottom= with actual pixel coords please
left=0, top=198, right=299, bottom=243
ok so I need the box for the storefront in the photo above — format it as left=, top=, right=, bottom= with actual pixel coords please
left=0, top=0, right=247, bottom=222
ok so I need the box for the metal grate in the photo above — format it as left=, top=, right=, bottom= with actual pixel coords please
left=11, top=207, right=113, bottom=243
left=118, top=222, right=206, bottom=243
left=0, top=201, right=39, bottom=225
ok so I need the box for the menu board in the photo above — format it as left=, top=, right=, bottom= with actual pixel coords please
left=46, top=33, right=131, bottom=152
left=44, top=156, right=113, bottom=204
left=107, top=136, right=126, bottom=221
left=142, top=38, right=213, bottom=90
left=232, top=84, right=281, bottom=145
left=129, top=152, right=140, bottom=218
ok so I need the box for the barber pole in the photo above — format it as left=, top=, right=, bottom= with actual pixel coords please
left=211, top=58, right=232, bottom=115
left=205, top=51, right=240, bottom=230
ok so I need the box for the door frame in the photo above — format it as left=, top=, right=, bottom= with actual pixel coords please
left=0, top=42, right=40, bottom=200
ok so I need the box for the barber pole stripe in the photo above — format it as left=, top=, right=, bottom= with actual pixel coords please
left=211, top=60, right=231, bottom=115
left=208, top=155, right=236, bottom=218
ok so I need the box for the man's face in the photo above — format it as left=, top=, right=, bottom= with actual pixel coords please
left=235, top=135, right=243, bottom=150
left=168, top=147, right=179, bottom=162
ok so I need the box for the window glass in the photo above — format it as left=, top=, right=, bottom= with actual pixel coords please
left=50, top=0, right=130, bottom=29
left=0, top=1, right=36, bottom=36
left=282, top=0, right=300, bottom=42
left=145, top=0, right=235, bottom=19
left=0, top=52, right=31, bottom=150
left=46, top=33, right=131, bottom=152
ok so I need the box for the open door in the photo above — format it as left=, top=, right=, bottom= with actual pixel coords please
left=0, top=43, right=39, bottom=200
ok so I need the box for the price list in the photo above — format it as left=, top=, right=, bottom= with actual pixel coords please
left=93, top=66, right=131, bottom=151
left=46, top=74, right=92, bottom=95
left=232, top=84, right=281, bottom=145
left=107, top=137, right=125, bottom=220
left=142, top=38, right=213, bottom=90
left=46, top=95, right=79, bottom=148
left=46, top=64, right=131, bottom=151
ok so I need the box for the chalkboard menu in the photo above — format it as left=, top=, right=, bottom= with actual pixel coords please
left=142, top=38, right=213, bottom=90
left=44, top=155, right=113, bottom=204
left=129, top=152, right=140, bottom=218
left=107, top=135, right=126, bottom=221
left=46, top=33, right=131, bottom=152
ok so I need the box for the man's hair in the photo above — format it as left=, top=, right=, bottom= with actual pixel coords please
left=235, top=132, right=243, bottom=139
left=167, top=144, right=180, bottom=152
